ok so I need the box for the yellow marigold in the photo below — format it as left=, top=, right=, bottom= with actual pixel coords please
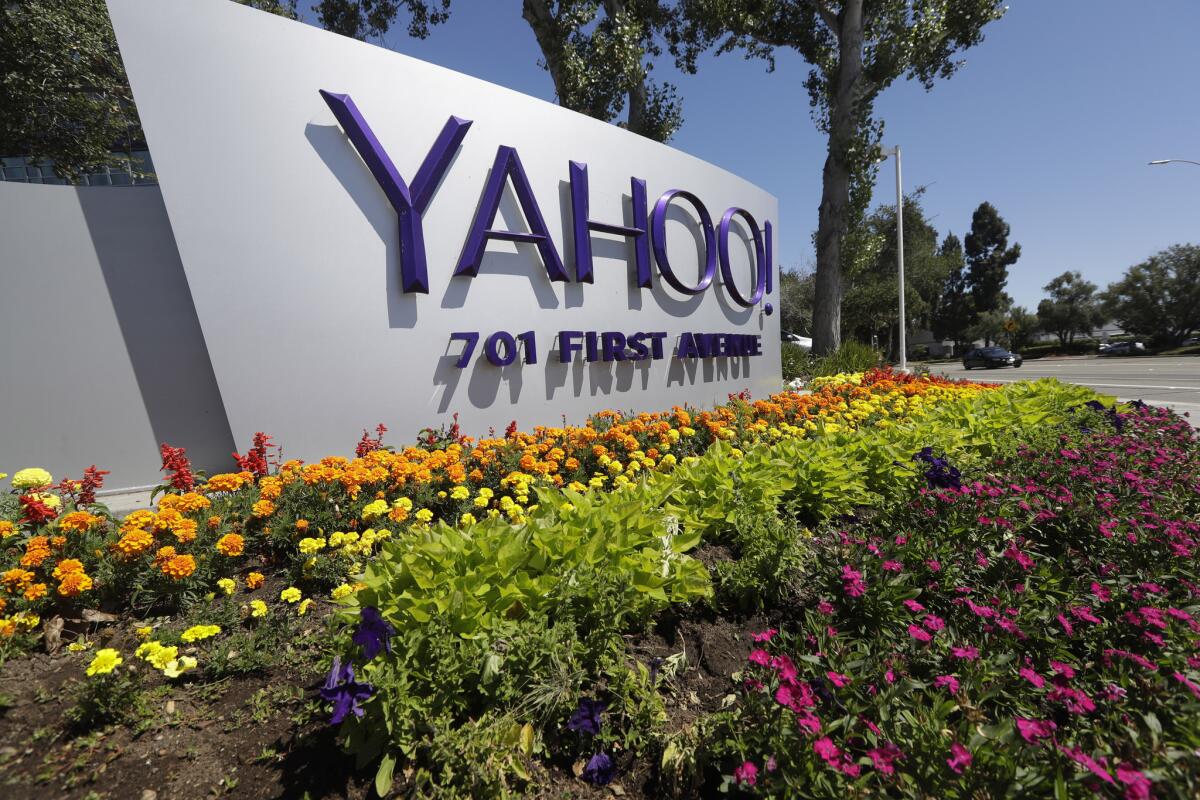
left=161, top=554, right=197, bottom=580
left=460, top=512, right=476, bottom=526
left=162, top=655, right=197, bottom=678
left=57, top=511, right=101, bottom=533
left=0, top=520, right=15, bottom=538
left=330, top=583, right=355, bottom=600
left=2, top=568, right=35, bottom=593
left=215, top=533, right=245, bottom=557
left=280, top=586, right=301, bottom=603
left=415, top=508, right=434, bottom=523
left=0, top=618, right=17, bottom=637
left=216, top=577, right=236, bottom=595
left=249, top=599, right=268, bottom=617
left=298, top=537, right=325, bottom=555
left=180, top=624, right=220, bottom=642
left=361, top=499, right=388, bottom=520
left=11, top=467, right=52, bottom=490
left=245, top=572, right=264, bottom=590
left=251, top=499, right=276, bottom=518
left=120, top=509, right=155, bottom=536
left=296, top=598, right=315, bottom=616
left=86, top=648, right=122, bottom=676
left=58, top=571, right=94, bottom=597
left=113, top=529, right=155, bottom=559
left=135, top=626, right=152, bottom=640
left=204, top=472, right=251, bottom=493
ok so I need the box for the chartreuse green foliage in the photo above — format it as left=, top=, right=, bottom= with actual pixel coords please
left=329, top=379, right=1099, bottom=796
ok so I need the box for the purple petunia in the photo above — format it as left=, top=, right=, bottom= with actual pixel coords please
left=320, top=656, right=375, bottom=725
left=351, top=606, right=395, bottom=661
left=582, top=752, right=615, bottom=785
left=567, top=698, right=606, bottom=736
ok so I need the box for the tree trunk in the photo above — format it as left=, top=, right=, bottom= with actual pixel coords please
left=522, top=0, right=571, bottom=107
left=812, top=0, right=865, bottom=356
left=600, top=0, right=651, bottom=138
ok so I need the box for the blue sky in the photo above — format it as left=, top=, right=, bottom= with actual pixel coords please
left=296, top=0, right=1200, bottom=312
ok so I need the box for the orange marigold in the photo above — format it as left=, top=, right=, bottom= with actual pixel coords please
left=57, top=511, right=101, bottom=533
left=258, top=477, right=283, bottom=501
left=120, top=509, right=155, bottom=534
left=0, top=618, right=15, bottom=637
left=113, top=529, right=155, bottom=559
left=51, top=558, right=85, bottom=580
left=23, top=583, right=48, bottom=602
left=171, top=518, right=199, bottom=544
left=157, top=492, right=211, bottom=515
left=2, top=568, right=35, bottom=593
left=20, top=537, right=53, bottom=568
left=0, top=597, right=6, bottom=614
left=207, top=515, right=222, bottom=529
left=161, top=554, right=197, bottom=580
left=204, top=472, right=252, bottom=494
left=57, top=571, right=94, bottom=597
left=154, top=545, right=178, bottom=566
left=251, top=499, right=276, bottom=518
left=245, top=571, right=264, bottom=590
left=215, top=533, right=245, bottom=557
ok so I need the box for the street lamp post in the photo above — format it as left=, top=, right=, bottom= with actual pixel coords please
left=879, top=145, right=906, bottom=372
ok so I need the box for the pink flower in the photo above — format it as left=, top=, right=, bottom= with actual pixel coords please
left=765, top=756, right=777, bottom=772
left=1058, top=746, right=1114, bottom=785
left=775, top=682, right=815, bottom=712
left=1116, top=764, right=1152, bottom=800
left=826, top=671, right=851, bottom=688
left=813, top=737, right=839, bottom=761
left=733, top=760, right=758, bottom=787
left=1057, top=614, right=1075, bottom=637
left=882, top=560, right=903, bottom=572
left=841, top=565, right=867, bottom=598
left=923, top=614, right=946, bottom=632
left=1172, top=671, right=1200, bottom=700
left=1090, top=582, right=1112, bottom=602
left=817, top=600, right=835, bottom=615
left=903, top=599, right=926, bottom=612
left=1049, top=661, right=1077, bottom=679
left=951, top=645, right=980, bottom=661
left=884, top=669, right=897, bottom=683
left=1004, top=544, right=1035, bottom=571
left=1070, top=606, right=1102, bottom=624
left=867, top=743, right=903, bottom=775
left=752, top=628, right=778, bottom=643
left=748, top=648, right=771, bottom=666
left=1048, top=685, right=1096, bottom=714
left=1015, top=717, right=1057, bottom=743
left=1019, top=667, right=1045, bottom=688
left=796, top=711, right=822, bottom=735
left=926, top=559, right=942, bottom=572
left=771, top=655, right=800, bottom=683
left=946, top=742, right=972, bottom=774
left=908, top=624, right=933, bottom=643
left=934, top=675, right=959, bottom=693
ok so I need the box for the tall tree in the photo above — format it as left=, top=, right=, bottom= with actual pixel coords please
left=931, top=232, right=974, bottom=350
left=964, top=201, right=1020, bottom=314
left=1102, top=244, right=1200, bottom=347
left=668, top=0, right=1006, bottom=355
left=843, top=190, right=949, bottom=358
left=1002, top=305, right=1037, bottom=351
left=778, top=268, right=816, bottom=336
left=1036, top=270, right=1103, bottom=347
left=0, top=0, right=296, bottom=180
left=317, top=0, right=683, bottom=141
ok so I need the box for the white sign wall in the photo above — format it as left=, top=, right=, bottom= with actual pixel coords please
left=106, top=0, right=781, bottom=461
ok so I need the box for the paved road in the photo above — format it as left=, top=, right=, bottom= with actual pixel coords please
left=928, top=356, right=1200, bottom=420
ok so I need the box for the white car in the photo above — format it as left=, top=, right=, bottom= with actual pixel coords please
left=783, top=331, right=813, bottom=349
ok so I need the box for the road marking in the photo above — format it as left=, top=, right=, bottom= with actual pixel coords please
left=950, top=378, right=1197, bottom=391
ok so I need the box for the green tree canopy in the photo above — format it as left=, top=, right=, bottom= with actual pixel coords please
left=0, top=0, right=296, bottom=179
left=778, top=268, right=816, bottom=336
left=317, top=0, right=683, bottom=141
left=668, top=0, right=1007, bottom=355
left=1101, top=245, right=1200, bottom=347
left=1036, top=270, right=1103, bottom=347
left=964, top=201, right=1020, bottom=314
left=931, top=232, right=975, bottom=348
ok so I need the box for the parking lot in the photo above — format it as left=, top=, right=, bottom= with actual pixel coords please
left=930, top=356, right=1200, bottom=420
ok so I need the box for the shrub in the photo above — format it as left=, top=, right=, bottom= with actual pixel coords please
left=809, top=340, right=882, bottom=377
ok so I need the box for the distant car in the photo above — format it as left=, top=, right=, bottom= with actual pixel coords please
left=962, top=347, right=1023, bottom=369
left=1183, top=336, right=1200, bottom=347
left=1098, top=341, right=1145, bottom=356
left=782, top=331, right=813, bottom=349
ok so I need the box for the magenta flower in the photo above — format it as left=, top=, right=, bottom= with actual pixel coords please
left=882, top=560, right=903, bottom=572
left=1058, top=746, right=1114, bottom=785
left=1019, top=667, right=1046, bottom=688
left=733, top=760, right=758, bottom=787
left=752, top=628, right=778, bottom=643
left=1172, top=671, right=1200, bottom=700
left=817, top=600, right=835, bottom=615
left=1015, top=717, right=1057, bottom=743
left=946, top=742, right=972, bottom=774
left=765, top=756, right=777, bottom=772
left=903, top=599, right=926, bottom=612
left=1116, top=764, right=1152, bottom=800
left=841, top=565, right=867, bottom=598
left=1056, top=614, right=1075, bottom=637
left=1003, top=544, right=1035, bottom=570
left=926, top=559, right=942, bottom=572
left=1049, top=660, right=1077, bottom=679
left=867, top=743, right=903, bottom=775
left=748, top=648, right=771, bottom=666
left=922, top=614, right=946, bottom=632
left=1089, top=582, right=1112, bottom=602
left=908, top=624, right=933, bottom=643
left=826, top=671, right=851, bottom=688
left=796, top=711, right=822, bottom=735
left=933, top=675, right=959, bottom=693
left=951, top=645, right=979, bottom=661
